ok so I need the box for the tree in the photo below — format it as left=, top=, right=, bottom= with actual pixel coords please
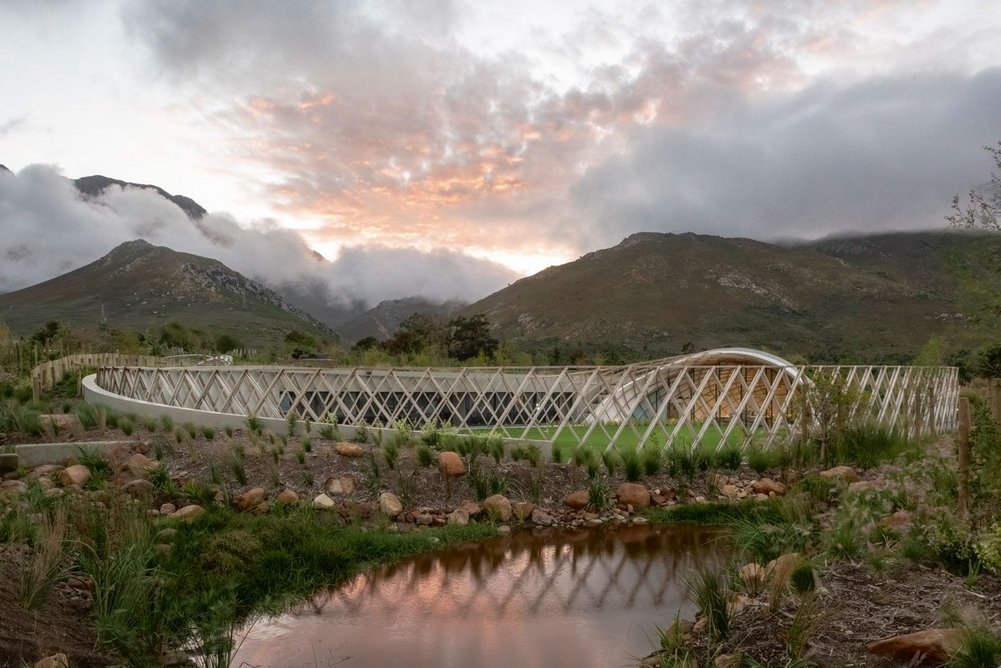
left=447, top=314, right=498, bottom=361
left=383, top=313, right=447, bottom=356
left=215, top=333, right=242, bottom=354
left=947, top=142, right=1001, bottom=231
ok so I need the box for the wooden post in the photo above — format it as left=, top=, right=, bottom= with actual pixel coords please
left=957, top=396, right=971, bottom=520
left=32, top=376, right=41, bottom=403
left=991, top=379, right=1001, bottom=428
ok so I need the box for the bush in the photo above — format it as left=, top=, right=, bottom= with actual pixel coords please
left=201, top=426, right=215, bottom=440
left=587, top=479, right=611, bottom=510
left=621, top=448, right=642, bottom=482
left=416, top=443, right=434, bottom=467
left=715, top=445, right=743, bottom=470
left=0, top=399, right=43, bottom=436
left=687, top=565, right=732, bottom=643
left=831, top=424, right=911, bottom=469
left=642, top=446, right=662, bottom=476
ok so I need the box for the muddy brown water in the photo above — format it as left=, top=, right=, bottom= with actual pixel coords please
left=234, top=524, right=727, bottom=668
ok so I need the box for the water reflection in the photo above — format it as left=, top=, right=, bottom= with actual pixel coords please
left=235, top=524, right=726, bottom=668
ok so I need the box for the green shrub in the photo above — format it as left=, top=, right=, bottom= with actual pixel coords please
left=141, top=416, right=158, bottom=433
left=790, top=561, right=817, bottom=594
left=319, top=423, right=338, bottom=440
left=383, top=440, right=399, bottom=470
left=621, top=448, right=642, bottom=482
left=949, top=628, right=1001, bottom=668
left=200, top=426, right=215, bottom=440
left=0, top=400, right=43, bottom=436
left=747, top=446, right=780, bottom=474
left=223, top=425, right=234, bottom=438
left=183, top=422, right=197, bottom=438
left=642, top=446, right=662, bottom=476
left=416, top=443, right=434, bottom=467
left=159, top=414, right=174, bottom=432
left=665, top=445, right=697, bottom=479
left=715, top=445, right=743, bottom=470
left=245, top=413, right=262, bottom=435
left=302, top=437, right=312, bottom=453
left=601, top=449, right=619, bottom=476
left=119, top=417, right=135, bottom=436
left=587, top=479, right=611, bottom=510
left=687, top=565, right=732, bottom=643
left=296, top=449, right=305, bottom=465
left=231, top=459, right=247, bottom=486
left=832, top=424, right=911, bottom=469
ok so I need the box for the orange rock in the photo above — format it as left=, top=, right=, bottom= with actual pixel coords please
left=234, top=487, right=266, bottom=511
left=564, top=490, right=589, bottom=510
left=616, top=482, right=651, bottom=510
left=867, top=628, right=966, bottom=665
left=335, top=442, right=364, bottom=458
left=438, top=451, right=466, bottom=477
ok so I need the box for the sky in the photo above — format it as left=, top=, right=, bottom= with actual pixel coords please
left=2, top=0, right=1000, bottom=307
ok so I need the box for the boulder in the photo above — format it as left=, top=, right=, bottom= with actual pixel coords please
left=126, top=453, right=160, bottom=478
left=512, top=501, right=536, bottom=521
left=483, top=494, right=512, bottom=521
left=0, top=480, right=27, bottom=493
left=40, top=414, right=82, bottom=434
left=379, top=491, right=403, bottom=517
left=739, top=562, right=766, bottom=591
left=335, top=442, right=365, bottom=458
left=276, top=489, right=300, bottom=505
left=819, top=465, right=859, bottom=482
left=720, top=484, right=740, bottom=499
left=714, top=653, right=742, bottom=668
left=564, top=490, right=589, bottom=510
left=26, top=464, right=63, bottom=481
left=312, top=493, right=336, bottom=510
left=159, top=503, right=177, bottom=515
left=848, top=479, right=886, bottom=494
left=459, top=500, right=483, bottom=517
left=616, top=482, right=651, bottom=510
left=58, top=464, right=91, bottom=487
left=438, top=451, right=466, bottom=477
left=867, top=628, right=966, bottom=665
left=234, top=487, right=266, bottom=511
left=765, top=552, right=803, bottom=579
left=751, top=478, right=785, bottom=496
left=447, top=508, right=469, bottom=525
left=122, top=478, right=156, bottom=497
left=880, top=510, right=913, bottom=532
left=172, top=504, right=205, bottom=521
left=324, top=475, right=356, bottom=496
left=530, top=508, right=555, bottom=526
left=34, top=654, right=69, bottom=668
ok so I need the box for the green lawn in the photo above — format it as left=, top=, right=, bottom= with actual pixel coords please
left=467, top=421, right=780, bottom=453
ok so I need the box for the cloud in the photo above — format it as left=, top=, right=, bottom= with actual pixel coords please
left=0, top=164, right=517, bottom=307
left=573, top=68, right=1001, bottom=243
left=0, top=117, right=25, bottom=138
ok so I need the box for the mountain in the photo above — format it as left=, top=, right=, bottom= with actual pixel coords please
left=73, top=175, right=207, bottom=219
left=337, top=297, right=466, bottom=343
left=461, top=230, right=1001, bottom=363
left=0, top=240, right=335, bottom=345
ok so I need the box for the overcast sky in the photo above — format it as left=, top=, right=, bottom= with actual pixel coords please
left=2, top=0, right=1000, bottom=304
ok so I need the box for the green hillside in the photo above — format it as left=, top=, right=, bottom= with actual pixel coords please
left=0, top=240, right=335, bottom=346
left=461, top=230, right=1001, bottom=363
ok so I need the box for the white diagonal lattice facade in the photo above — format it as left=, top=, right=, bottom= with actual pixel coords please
left=92, top=348, right=958, bottom=454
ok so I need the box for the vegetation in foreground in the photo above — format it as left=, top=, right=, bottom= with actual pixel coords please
left=644, top=393, right=1001, bottom=667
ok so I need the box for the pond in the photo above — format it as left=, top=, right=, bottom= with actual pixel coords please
left=234, top=523, right=727, bottom=668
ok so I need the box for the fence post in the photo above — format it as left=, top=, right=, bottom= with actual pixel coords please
left=957, top=396, right=971, bottom=520
left=991, top=379, right=1001, bottom=428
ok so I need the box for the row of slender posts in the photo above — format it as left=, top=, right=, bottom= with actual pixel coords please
left=956, top=380, right=1001, bottom=519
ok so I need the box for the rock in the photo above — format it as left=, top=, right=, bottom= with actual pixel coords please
left=312, top=493, right=336, bottom=510
left=721, top=484, right=740, bottom=499
left=126, top=453, right=160, bottom=478
left=497, top=525, right=511, bottom=535
left=751, top=478, right=785, bottom=496
left=41, top=413, right=83, bottom=434
left=34, top=654, right=69, bottom=668
left=530, top=508, right=555, bottom=526
left=848, top=479, right=886, bottom=494
left=512, top=501, right=536, bottom=520
left=45, top=488, right=63, bottom=498
left=456, top=499, right=482, bottom=518
left=765, top=552, right=803, bottom=580
left=58, top=464, right=91, bottom=487
left=564, top=490, right=589, bottom=510
left=26, top=464, right=63, bottom=481
left=335, top=442, right=365, bottom=458
left=172, top=504, right=205, bottom=521
left=616, top=482, right=651, bottom=510
left=714, top=653, right=742, bottom=668
left=122, top=479, right=156, bottom=497
left=880, top=510, right=913, bottom=532
left=324, top=476, right=356, bottom=496
left=0, top=480, right=27, bottom=492
left=819, top=465, right=859, bottom=482
left=727, top=592, right=752, bottom=615
left=379, top=492, right=403, bottom=517
left=867, top=628, right=966, bottom=665
left=740, top=563, right=766, bottom=591
left=250, top=502, right=270, bottom=515
left=447, top=508, right=469, bottom=525
left=155, top=543, right=172, bottom=555
left=234, top=487, right=266, bottom=511
left=276, top=489, right=299, bottom=505
left=414, top=513, right=434, bottom=526
left=159, top=503, right=177, bottom=515
left=483, top=494, right=512, bottom=521
left=156, top=528, right=178, bottom=542
left=438, top=451, right=466, bottom=477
